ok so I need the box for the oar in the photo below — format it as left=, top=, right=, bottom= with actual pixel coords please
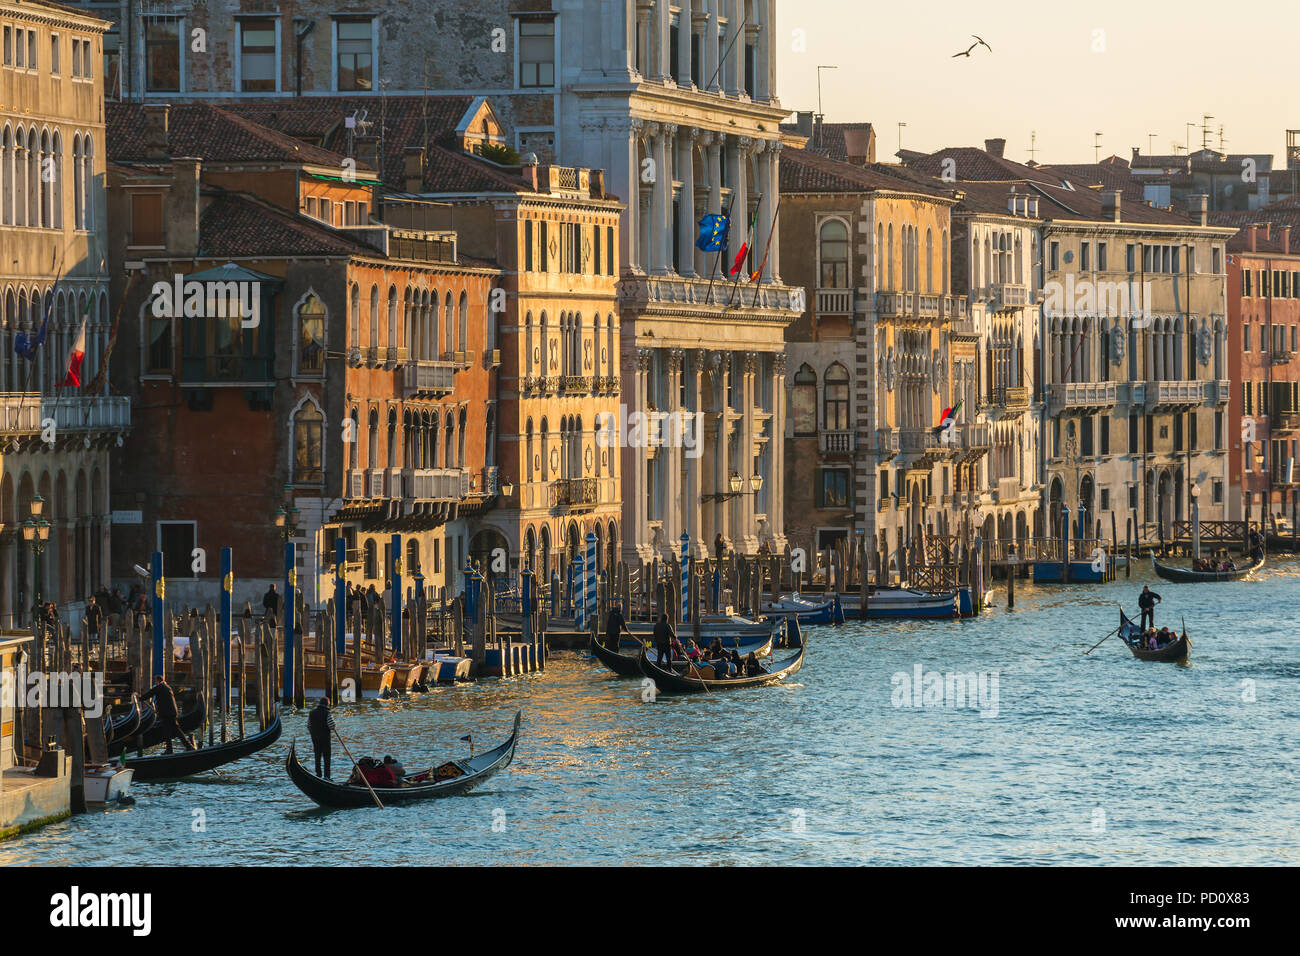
left=1084, top=614, right=1126, bottom=654
left=332, top=723, right=384, bottom=810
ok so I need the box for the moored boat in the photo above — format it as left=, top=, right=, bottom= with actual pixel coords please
left=839, top=587, right=960, bottom=619
left=638, top=641, right=806, bottom=693
left=1118, top=610, right=1191, bottom=662
left=108, top=696, right=205, bottom=758
left=83, top=764, right=134, bottom=805
left=761, top=595, right=836, bottom=624
left=285, top=711, right=521, bottom=809
left=1150, top=551, right=1265, bottom=583
left=125, top=710, right=282, bottom=782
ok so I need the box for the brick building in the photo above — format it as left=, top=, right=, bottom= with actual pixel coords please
left=104, top=102, right=499, bottom=606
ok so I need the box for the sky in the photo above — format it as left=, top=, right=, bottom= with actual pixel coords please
left=774, top=0, right=1299, bottom=166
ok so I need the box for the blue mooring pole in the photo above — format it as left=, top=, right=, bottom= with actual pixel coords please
left=390, top=533, right=403, bottom=655
left=586, top=532, right=598, bottom=626
left=679, top=531, right=690, bottom=624
left=283, top=540, right=295, bottom=703
left=151, top=551, right=164, bottom=679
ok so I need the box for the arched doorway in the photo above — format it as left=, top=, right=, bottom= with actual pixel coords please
left=470, top=527, right=511, bottom=580
left=1079, top=473, right=1095, bottom=537
left=1048, top=476, right=1064, bottom=541
left=1157, top=470, right=1172, bottom=539
left=538, top=526, right=552, bottom=579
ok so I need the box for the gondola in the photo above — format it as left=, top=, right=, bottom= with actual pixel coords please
left=637, top=640, right=806, bottom=693
left=285, top=711, right=521, bottom=809
left=108, top=696, right=205, bottom=758
left=1267, top=531, right=1299, bottom=553
left=1118, top=610, right=1191, bottom=662
left=589, top=627, right=777, bottom=678
left=1150, top=550, right=1265, bottom=583
left=105, top=695, right=142, bottom=746
left=125, top=710, right=282, bottom=782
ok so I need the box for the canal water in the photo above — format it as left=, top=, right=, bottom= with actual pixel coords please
left=4, top=558, right=1298, bottom=866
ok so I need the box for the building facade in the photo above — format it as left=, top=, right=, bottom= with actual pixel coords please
left=1225, top=221, right=1300, bottom=527
left=0, top=0, right=125, bottom=628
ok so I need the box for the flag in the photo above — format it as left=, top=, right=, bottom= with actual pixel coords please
left=58, top=317, right=87, bottom=388
left=933, top=400, right=963, bottom=433
left=14, top=297, right=53, bottom=360
left=728, top=208, right=759, bottom=276
left=748, top=200, right=783, bottom=282
left=695, top=214, right=730, bottom=252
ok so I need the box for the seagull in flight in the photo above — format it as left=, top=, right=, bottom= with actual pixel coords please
left=952, top=35, right=993, bottom=58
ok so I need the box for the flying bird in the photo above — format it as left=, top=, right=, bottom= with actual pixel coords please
left=952, top=35, right=993, bottom=58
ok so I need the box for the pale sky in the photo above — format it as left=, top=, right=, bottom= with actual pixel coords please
left=775, top=0, right=1299, bottom=166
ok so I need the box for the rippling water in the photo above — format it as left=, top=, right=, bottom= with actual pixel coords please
left=4, top=558, right=1298, bottom=866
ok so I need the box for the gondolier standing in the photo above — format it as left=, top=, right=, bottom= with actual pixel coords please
left=653, top=612, right=675, bottom=666
left=604, top=604, right=631, bottom=649
left=308, top=697, right=336, bottom=778
left=1138, top=585, right=1162, bottom=630
left=139, top=675, right=196, bottom=753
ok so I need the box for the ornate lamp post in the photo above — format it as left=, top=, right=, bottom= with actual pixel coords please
left=22, top=494, right=51, bottom=623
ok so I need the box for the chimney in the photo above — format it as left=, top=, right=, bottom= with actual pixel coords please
left=1281, top=225, right=1291, bottom=255
left=794, top=111, right=813, bottom=138
left=590, top=168, right=605, bottom=199
left=402, top=147, right=425, bottom=194
left=1132, top=146, right=1141, bottom=163
left=843, top=127, right=872, bottom=166
left=169, top=157, right=201, bottom=258
left=1189, top=194, right=1208, bottom=227
left=984, top=137, right=1006, bottom=158
left=1248, top=224, right=1258, bottom=252
left=143, top=104, right=170, bottom=160
left=1102, top=189, right=1122, bottom=223
left=521, top=152, right=540, bottom=191
left=355, top=137, right=380, bottom=176
left=1262, top=222, right=1271, bottom=241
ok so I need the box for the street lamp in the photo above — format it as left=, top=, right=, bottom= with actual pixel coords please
left=703, top=471, right=763, bottom=502
left=23, top=495, right=51, bottom=622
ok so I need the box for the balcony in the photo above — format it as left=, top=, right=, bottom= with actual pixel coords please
left=875, top=291, right=910, bottom=318
left=992, top=477, right=1023, bottom=503
left=1274, top=411, right=1300, bottom=433
left=900, top=428, right=955, bottom=464
left=1205, top=380, right=1231, bottom=405
left=402, top=359, right=455, bottom=398
left=944, top=296, right=968, bottom=321
left=875, top=427, right=900, bottom=460
left=366, top=469, right=386, bottom=498
left=819, top=430, right=856, bottom=455
left=618, top=273, right=805, bottom=316
left=916, top=294, right=941, bottom=319
left=993, top=283, right=1030, bottom=311
left=17, top=395, right=131, bottom=433
left=816, top=288, right=852, bottom=316
left=549, top=476, right=598, bottom=511
left=402, top=467, right=469, bottom=501
left=957, top=423, right=992, bottom=460
left=1048, top=381, right=1118, bottom=413
left=1145, top=380, right=1204, bottom=410
left=484, top=348, right=502, bottom=368
left=480, top=465, right=500, bottom=495
left=346, top=469, right=365, bottom=500
left=562, top=375, right=591, bottom=394
left=384, top=346, right=408, bottom=369
left=993, top=385, right=1030, bottom=416
left=386, top=467, right=404, bottom=499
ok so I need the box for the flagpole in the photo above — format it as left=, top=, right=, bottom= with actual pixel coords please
left=703, top=192, right=735, bottom=307
left=748, top=197, right=783, bottom=283
left=725, top=204, right=762, bottom=309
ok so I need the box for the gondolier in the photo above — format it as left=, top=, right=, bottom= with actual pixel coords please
left=139, top=675, right=196, bottom=753
left=653, top=613, right=674, bottom=666
left=1138, top=586, right=1161, bottom=630
left=604, top=605, right=631, bottom=649
left=308, top=697, right=336, bottom=778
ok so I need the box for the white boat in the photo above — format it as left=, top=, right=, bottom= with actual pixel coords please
left=83, top=764, right=134, bottom=805
left=839, top=587, right=959, bottom=619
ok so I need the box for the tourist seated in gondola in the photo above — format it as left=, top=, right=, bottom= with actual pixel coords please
left=744, top=652, right=765, bottom=677
left=1157, top=627, right=1172, bottom=647
left=349, top=757, right=399, bottom=788
left=383, top=755, right=406, bottom=784
left=1145, top=628, right=1159, bottom=650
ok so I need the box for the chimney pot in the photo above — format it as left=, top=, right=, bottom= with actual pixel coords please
left=1280, top=225, right=1291, bottom=255
left=984, top=138, right=1006, bottom=158
left=1188, top=194, right=1208, bottom=227
left=143, top=104, right=171, bottom=160
left=1102, top=189, right=1122, bottom=223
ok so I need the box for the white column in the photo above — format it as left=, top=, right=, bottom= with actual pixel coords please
left=652, top=124, right=675, bottom=275
left=771, top=353, right=787, bottom=547
left=653, top=0, right=671, bottom=82
left=767, top=140, right=782, bottom=281
left=633, top=347, right=653, bottom=557
left=754, top=142, right=773, bottom=283
left=666, top=349, right=684, bottom=544
left=704, top=1, right=721, bottom=92
left=724, top=0, right=743, bottom=96
left=677, top=0, right=694, bottom=86
left=626, top=118, right=645, bottom=273
left=687, top=349, right=705, bottom=551
left=727, top=136, right=750, bottom=272
left=741, top=351, right=757, bottom=549
left=677, top=128, right=697, bottom=277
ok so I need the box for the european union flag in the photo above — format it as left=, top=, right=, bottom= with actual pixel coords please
left=696, top=214, right=730, bottom=252
left=14, top=300, right=52, bottom=360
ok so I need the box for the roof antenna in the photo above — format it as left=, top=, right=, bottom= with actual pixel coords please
left=1028, top=130, right=1037, bottom=163
left=1094, top=131, right=1102, bottom=164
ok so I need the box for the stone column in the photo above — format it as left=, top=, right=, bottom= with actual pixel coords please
left=726, top=136, right=750, bottom=273
left=687, top=349, right=706, bottom=553
left=767, top=140, right=782, bottom=281
left=649, top=124, right=673, bottom=275
left=754, top=141, right=773, bottom=283
left=741, top=351, right=758, bottom=551
left=653, top=0, right=671, bottom=82
left=713, top=352, right=730, bottom=544
left=703, top=1, right=721, bottom=92
left=702, top=132, right=722, bottom=282
left=677, top=0, right=694, bottom=87
left=724, top=0, right=743, bottom=96
left=677, top=128, right=698, bottom=277
left=633, top=347, right=654, bottom=558
left=771, top=352, right=788, bottom=549
left=666, top=348, right=685, bottom=544
left=625, top=118, right=645, bottom=273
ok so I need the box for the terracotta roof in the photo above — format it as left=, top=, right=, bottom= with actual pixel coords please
left=1043, top=163, right=1148, bottom=202
left=196, top=190, right=377, bottom=258
left=215, top=96, right=478, bottom=191
left=780, top=147, right=951, bottom=197
left=791, top=122, right=876, bottom=163
left=420, top=145, right=531, bottom=194
left=1208, top=205, right=1300, bottom=253
left=107, top=103, right=359, bottom=169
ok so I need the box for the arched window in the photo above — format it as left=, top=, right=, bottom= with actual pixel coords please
left=368, top=285, right=379, bottom=349
left=50, top=131, right=62, bottom=229
left=367, top=407, right=379, bottom=467
left=296, top=294, right=325, bottom=373
left=71, top=132, right=81, bottom=231
left=292, top=401, right=324, bottom=483
left=458, top=290, right=469, bottom=355
left=79, top=133, right=93, bottom=230
left=887, top=224, right=894, bottom=290
left=363, top=539, right=378, bottom=579
left=406, top=539, right=421, bottom=575
left=348, top=283, right=360, bottom=348
left=819, top=219, right=849, bottom=289
left=386, top=285, right=398, bottom=350
left=444, top=291, right=454, bottom=355
left=0, top=125, right=11, bottom=226
left=457, top=407, right=467, bottom=467
left=925, top=229, right=933, bottom=293
left=792, top=363, right=817, bottom=435
left=444, top=412, right=455, bottom=467
left=387, top=407, right=398, bottom=468
left=823, top=363, right=849, bottom=430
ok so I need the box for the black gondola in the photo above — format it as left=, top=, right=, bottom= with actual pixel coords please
left=108, top=696, right=205, bottom=758
left=1150, top=551, right=1265, bottom=582
left=285, top=711, right=521, bottom=809
left=125, top=710, right=282, bottom=781
left=105, top=695, right=142, bottom=745
left=1267, top=531, right=1299, bottom=553
left=589, top=628, right=777, bottom=678
left=637, top=641, right=806, bottom=693
left=1118, top=610, right=1191, bottom=662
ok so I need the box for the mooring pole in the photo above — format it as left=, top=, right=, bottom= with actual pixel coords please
left=220, top=547, right=233, bottom=717
left=151, top=551, right=165, bottom=679
left=390, top=533, right=403, bottom=656
left=283, top=539, right=296, bottom=704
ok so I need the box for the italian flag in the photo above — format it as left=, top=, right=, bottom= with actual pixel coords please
left=58, top=316, right=87, bottom=388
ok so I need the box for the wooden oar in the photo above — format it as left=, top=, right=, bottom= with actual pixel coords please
left=332, top=723, right=384, bottom=810
left=1084, top=614, right=1126, bottom=654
